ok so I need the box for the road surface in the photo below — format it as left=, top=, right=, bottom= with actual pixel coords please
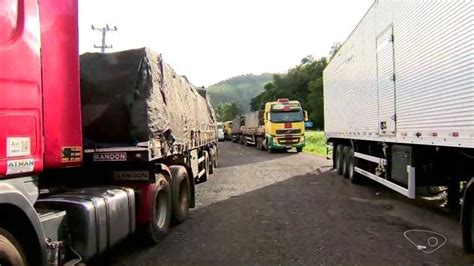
left=96, top=142, right=473, bottom=265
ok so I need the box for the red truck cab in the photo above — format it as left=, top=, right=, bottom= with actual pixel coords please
left=0, top=0, right=82, bottom=264
left=0, top=0, right=82, bottom=178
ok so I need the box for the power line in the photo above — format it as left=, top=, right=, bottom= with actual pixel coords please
left=91, top=24, right=118, bottom=53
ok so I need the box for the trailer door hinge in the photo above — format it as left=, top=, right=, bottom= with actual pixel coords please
left=392, top=74, right=396, bottom=82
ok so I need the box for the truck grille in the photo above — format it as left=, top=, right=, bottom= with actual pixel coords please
left=277, top=137, right=301, bottom=145
left=276, top=128, right=301, bottom=134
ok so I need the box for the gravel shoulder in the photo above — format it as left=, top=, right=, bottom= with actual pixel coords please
left=98, top=142, right=474, bottom=265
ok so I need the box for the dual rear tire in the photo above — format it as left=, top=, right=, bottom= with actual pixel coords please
left=334, top=144, right=363, bottom=184
left=142, top=174, right=172, bottom=244
left=143, top=166, right=192, bottom=243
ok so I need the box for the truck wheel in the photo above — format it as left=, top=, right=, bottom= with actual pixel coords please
left=201, top=151, right=210, bottom=182
left=142, top=174, right=172, bottom=244
left=335, top=144, right=344, bottom=175
left=209, top=149, right=215, bottom=174
left=296, top=147, right=303, bottom=153
left=213, top=151, right=218, bottom=169
left=463, top=191, right=474, bottom=253
left=347, top=147, right=363, bottom=184
left=256, top=137, right=262, bottom=150
left=342, top=146, right=351, bottom=178
left=170, top=166, right=191, bottom=224
left=0, top=228, right=27, bottom=266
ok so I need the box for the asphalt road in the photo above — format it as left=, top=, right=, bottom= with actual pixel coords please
left=97, top=142, right=474, bottom=265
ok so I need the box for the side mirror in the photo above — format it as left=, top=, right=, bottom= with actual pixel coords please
left=304, top=111, right=309, bottom=121
left=266, top=113, right=271, bottom=121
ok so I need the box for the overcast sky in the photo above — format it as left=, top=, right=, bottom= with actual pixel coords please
left=79, top=0, right=374, bottom=86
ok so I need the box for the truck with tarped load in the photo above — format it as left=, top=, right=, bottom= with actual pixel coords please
left=239, top=99, right=308, bottom=153
left=0, top=0, right=218, bottom=264
left=323, top=0, right=474, bottom=252
left=231, top=115, right=245, bottom=143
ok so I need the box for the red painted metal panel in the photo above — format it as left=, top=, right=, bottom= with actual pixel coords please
left=0, top=0, right=43, bottom=177
left=136, top=183, right=154, bottom=224
left=39, top=0, right=82, bottom=168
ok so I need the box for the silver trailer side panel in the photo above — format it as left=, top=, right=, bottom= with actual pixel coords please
left=324, top=0, right=474, bottom=148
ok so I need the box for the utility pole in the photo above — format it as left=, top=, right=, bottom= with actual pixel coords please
left=91, top=24, right=117, bottom=53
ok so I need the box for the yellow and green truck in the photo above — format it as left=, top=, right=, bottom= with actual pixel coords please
left=240, top=99, right=307, bottom=152
left=223, top=121, right=233, bottom=140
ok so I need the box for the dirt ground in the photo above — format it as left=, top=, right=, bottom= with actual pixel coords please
left=96, top=142, right=474, bottom=265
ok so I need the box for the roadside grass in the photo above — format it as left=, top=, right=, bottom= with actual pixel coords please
left=304, top=131, right=328, bottom=157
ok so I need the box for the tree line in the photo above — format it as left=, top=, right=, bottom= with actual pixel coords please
left=250, top=56, right=327, bottom=130
left=214, top=101, right=243, bottom=122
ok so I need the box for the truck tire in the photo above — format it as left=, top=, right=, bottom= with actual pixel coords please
left=335, top=144, right=344, bottom=175
left=296, top=147, right=303, bottom=153
left=201, top=151, right=210, bottom=182
left=462, top=190, right=474, bottom=253
left=347, top=147, right=363, bottom=184
left=342, top=146, right=351, bottom=178
left=209, top=149, right=215, bottom=174
left=213, top=151, right=218, bottom=169
left=0, top=228, right=27, bottom=266
left=142, top=174, right=172, bottom=244
left=170, top=166, right=191, bottom=224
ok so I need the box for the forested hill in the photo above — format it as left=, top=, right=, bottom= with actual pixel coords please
left=250, top=56, right=327, bottom=130
left=207, top=73, right=273, bottom=112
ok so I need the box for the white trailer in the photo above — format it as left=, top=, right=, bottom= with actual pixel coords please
left=323, top=0, right=474, bottom=251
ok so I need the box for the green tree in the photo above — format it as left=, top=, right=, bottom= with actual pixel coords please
left=250, top=56, right=327, bottom=129
left=214, top=101, right=243, bottom=122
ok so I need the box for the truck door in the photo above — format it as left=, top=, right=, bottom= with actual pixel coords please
left=376, top=25, right=396, bottom=136
left=0, top=0, right=43, bottom=176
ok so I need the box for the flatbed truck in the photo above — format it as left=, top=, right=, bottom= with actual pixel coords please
left=0, top=1, right=218, bottom=264
left=239, top=99, right=307, bottom=153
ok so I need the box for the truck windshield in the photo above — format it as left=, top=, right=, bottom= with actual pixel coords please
left=270, top=111, right=303, bottom=123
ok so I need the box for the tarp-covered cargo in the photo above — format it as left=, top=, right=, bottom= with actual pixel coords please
left=244, top=111, right=264, bottom=128
left=231, top=116, right=244, bottom=134
left=80, top=48, right=216, bottom=145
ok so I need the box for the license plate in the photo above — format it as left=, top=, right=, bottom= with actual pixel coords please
left=113, top=171, right=150, bottom=181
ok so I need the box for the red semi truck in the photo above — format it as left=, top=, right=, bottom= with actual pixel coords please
left=0, top=0, right=218, bottom=264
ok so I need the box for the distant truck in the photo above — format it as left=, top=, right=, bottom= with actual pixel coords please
left=223, top=121, right=233, bottom=140
left=231, top=115, right=245, bottom=143
left=217, top=122, right=225, bottom=141
left=238, top=99, right=307, bottom=153
left=323, top=0, right=474, bottom=252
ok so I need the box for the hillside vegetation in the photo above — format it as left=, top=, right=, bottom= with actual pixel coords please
left=251, top=56, right=327, bottom=130
left=207, top=73, right=273, bottom=114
